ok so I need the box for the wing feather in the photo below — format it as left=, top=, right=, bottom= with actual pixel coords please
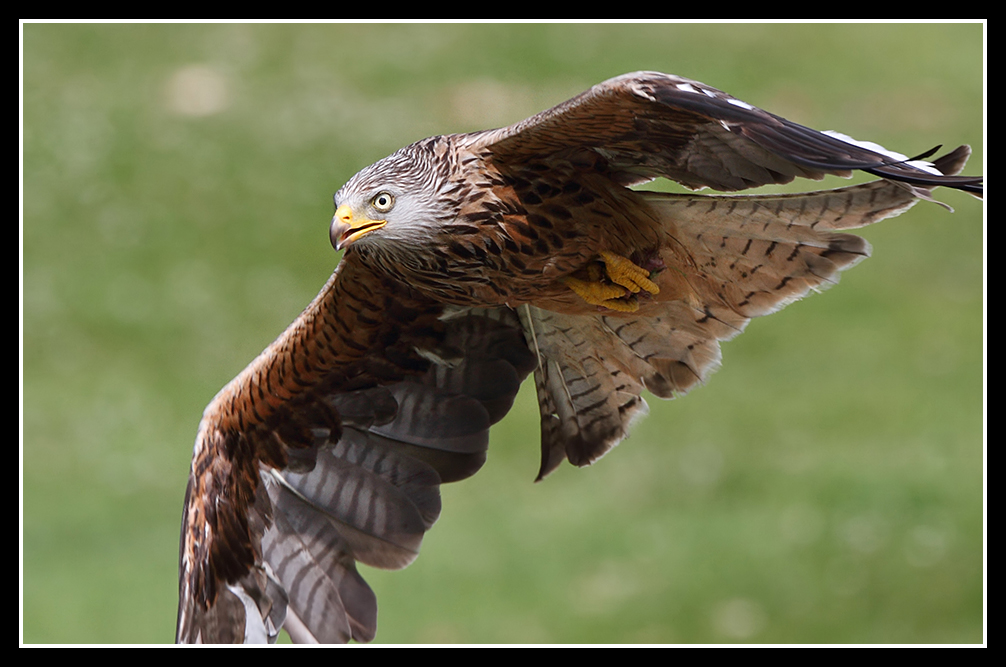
left=176, top=253, right=535, bottom=643
left=475, top=71, right=982, bottom=195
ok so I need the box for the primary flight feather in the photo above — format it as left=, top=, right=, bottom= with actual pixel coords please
left=176, top=71, right=982, bottom=643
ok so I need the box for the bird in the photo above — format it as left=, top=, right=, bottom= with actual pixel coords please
left=175, top=71, right=982, bottom=643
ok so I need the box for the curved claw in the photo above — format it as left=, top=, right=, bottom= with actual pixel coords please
left=562, top=252, right=660, bottom=312
left=599, top=251, right=660, bottom=295
left=563, top=276, right=629, bottom=303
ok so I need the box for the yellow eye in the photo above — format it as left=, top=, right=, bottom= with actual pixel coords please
left=372, top=192, right=395, bottom=212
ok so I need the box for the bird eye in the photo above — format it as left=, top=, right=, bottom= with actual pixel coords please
left=372, top=192, right=395, bottom=212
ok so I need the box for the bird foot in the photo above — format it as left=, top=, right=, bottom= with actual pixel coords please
left=563, top=251, right=660, bottom=313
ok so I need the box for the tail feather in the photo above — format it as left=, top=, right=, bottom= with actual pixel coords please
left=521, top=307, right=652, bottom=479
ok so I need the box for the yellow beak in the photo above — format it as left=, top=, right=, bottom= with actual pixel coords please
left=329, top=204, right=387, bottom=251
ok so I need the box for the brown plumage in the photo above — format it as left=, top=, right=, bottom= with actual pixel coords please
left=176, top=71, right=982, bottom=643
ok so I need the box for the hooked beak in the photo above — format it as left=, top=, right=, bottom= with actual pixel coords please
left=330, top=204, right=387, bottom=251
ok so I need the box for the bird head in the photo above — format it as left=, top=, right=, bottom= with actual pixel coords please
left=330, top=193, right=393, bottom=251
left=329, top=139, right=448, bottom=253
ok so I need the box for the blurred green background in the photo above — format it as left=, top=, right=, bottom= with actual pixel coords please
left=22, top=23, right=984, bottom=644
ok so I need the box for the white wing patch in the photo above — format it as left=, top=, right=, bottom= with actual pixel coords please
left=823, top=130, right=943, bottom=175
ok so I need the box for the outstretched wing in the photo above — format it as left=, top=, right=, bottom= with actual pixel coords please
left=176, top=253, right=536, bottom=643
left=517, top=160, right=967, bottom=479
left=475, top=71, right=982, bottom=196
left=465, top=73, right=981, bottom=479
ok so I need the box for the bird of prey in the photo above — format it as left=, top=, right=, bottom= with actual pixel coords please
left=175, top=71, right=982, bottom=643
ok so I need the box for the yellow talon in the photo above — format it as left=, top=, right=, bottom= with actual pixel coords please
left=597, top=296, right=640, bottom=313
left=563, top=251, right=659, bottom=312
left=599, top=251, right=660, bottom=295
left=563, top=276, right=629, bottom=303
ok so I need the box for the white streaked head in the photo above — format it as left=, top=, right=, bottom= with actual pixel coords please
left=330, top=139, right=451, bottom=252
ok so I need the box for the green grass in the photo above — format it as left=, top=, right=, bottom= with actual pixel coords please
left=22, top=23, right=984, bottom=644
